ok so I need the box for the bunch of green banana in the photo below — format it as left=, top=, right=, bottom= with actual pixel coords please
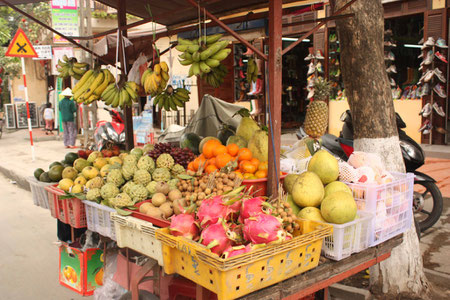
left=246, top=58, right=258, bottom=83
left=57, top=55, right=89, bottom=80
left=73, top=68, right=115, bottom=104
left=141, top=61, right=169, bottom=96
left=101, top=81, right=139, bottom=108
left=203, top=64, right=228, bottom=88
left=153, top=86, right=190, bottom=111
left=176, top=34, right=231, bottom=77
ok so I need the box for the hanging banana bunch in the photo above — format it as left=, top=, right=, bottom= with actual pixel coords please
left=246, top=58, right=258, bottom=84
left=57, top=55, right=89, bottom=80
left=141, top=61, right=170, bottom=96
left=73, top=68, right=115, bottom=104
left=153, top=85, right=190, bottom=111
left=101, top=81, right=139, bottom=109
left=203, top=64, right=228, bottom=88
left=176, top=34, right=231, bottom=78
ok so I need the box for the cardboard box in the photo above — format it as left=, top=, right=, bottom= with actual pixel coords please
left=59, top=243, right=104, bottom=296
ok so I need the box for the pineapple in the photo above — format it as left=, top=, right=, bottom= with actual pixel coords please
left=304, top=78, right=331, bottom=138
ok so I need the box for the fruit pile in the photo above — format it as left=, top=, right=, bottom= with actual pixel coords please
left=283, top=150, right=357, bottom=224
left=57, top=55, right=89, bottom=80
left=168, top=190, right=295, bottom=258
left=137, top=183, right=185, bottom=219
left=147, top=143, right=196, bottom=169
left=34, top=152, right=80, bottom=183
left=141, top=62, right=170, bottom=96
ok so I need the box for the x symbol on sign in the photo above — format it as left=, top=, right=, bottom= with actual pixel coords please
left=16, top=42, right=27, bottom=53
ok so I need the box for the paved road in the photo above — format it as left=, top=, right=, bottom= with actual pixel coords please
left=0, top=173, right=91, bottom=300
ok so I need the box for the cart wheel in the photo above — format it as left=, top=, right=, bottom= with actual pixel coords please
left=119, top=289, right=159, bottom=300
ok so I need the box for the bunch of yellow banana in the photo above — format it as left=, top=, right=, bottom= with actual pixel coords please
left=203, top=64, right=228, bottom=88
left=246, top=58, right=258, bottom=84
left=141, top=61, right=169, bottom=96
left=153, top=86, right=190, bottom=111
left=57, top=55, right=89, bottom=80
left=176, top=34, right=231, bottom=77
left=73, top=68, right=115, bottom=104
left=101, top=81, right=139, bottom=108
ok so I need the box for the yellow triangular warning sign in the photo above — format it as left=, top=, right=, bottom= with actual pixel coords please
left=5, top=28, right=38, bottom=58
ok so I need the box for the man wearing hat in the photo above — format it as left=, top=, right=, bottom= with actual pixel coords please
left=59, top=88, right=78, bottom=148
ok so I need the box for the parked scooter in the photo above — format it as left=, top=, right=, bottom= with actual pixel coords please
left=320, top=110, right=443, bottom=233
left=94, top=108, right=126, bottom=150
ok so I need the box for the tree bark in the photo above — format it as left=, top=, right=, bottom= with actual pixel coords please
left=329, top=0, right=429, bottom=298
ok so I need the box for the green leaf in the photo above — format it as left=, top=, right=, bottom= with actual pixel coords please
left=127, top=206, right=138, bottom=210
left=116, top=208, right=132, bottom=216
left=178, top=174, right=194, bottom=180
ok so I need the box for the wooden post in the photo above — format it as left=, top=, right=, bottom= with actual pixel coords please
left=267, top=0, right=283, bottom=197
left=118, top=0, right=134, bottom=150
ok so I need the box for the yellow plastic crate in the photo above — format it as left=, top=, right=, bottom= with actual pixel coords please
left=156, top=220, right=332, bottom=300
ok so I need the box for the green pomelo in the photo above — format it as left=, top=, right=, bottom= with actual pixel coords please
left=286, top=194, right=300, bottom=215
left=324, top=181, right=352, bottom=198
left=307, top=150, right=339, bottom=185
left=298, top=207, right=326, bottom=223
left=248, top=130, right=268, bottom=162
left=236, top=117, right=260, bottom=142
left=320, top=191, right=357, bottom=224
left=291, top=171, right=324, bottom=207
left=283, top=174, right=301, bottom=194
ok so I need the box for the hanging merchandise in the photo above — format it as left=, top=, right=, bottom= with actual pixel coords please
left=101, top=81, right=139, bottom=109
left=57, top=55, right=90, bottom=80
left=246, top=58, right=258, bottom=84
left=303, top=78, right=331, bottom=139
left=384, top=29, right=399, bottom=100
left=328, top=32, right=344, bottom=101
left=203, top=63, right=228, bottom=88
left=73, top=68, right=115, bottom=104
left=141, top=61, right=170, bottom=96
left=153, top=85, right=191, bottom=112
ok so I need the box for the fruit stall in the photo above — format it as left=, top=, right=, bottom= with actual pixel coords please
left=5, top=0, right=414, bottom=299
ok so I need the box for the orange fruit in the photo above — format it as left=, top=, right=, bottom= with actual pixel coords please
left=205, top=164, right=218, bottom=174
left=241, top=161, right=257, bottom=174
left=207, top=157, right=216, bottom=167
left=238, top=148, right=252, bottom=161
left=213, top=145, right=228, bottom=157
left=203, top=140, right=221, bottom=158
left=258, top=161, right=268, bottom=171
left=215, top=153, right=232, bottom=169
left=192, top=158, right=200, bottom=171
left=239, top=160, right=249, bottom=171
left=243, top=172, right=255, bottom=179
left=255, top=169, right=268, bottom=179
left=197, top=156, right=207, bottom=170
left=226, top=143, right=239, bottom=156
left=234, top=171, right=244, bottom=179
left=249, top=158, right=260, bottom=168
left=187, top=161, right=195, bottom=171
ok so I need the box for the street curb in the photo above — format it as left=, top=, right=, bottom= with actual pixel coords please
left=0, top=165, right=31, bottom=192
left=329, top=283, right=372, bottom=300
left=424, top=268, right=450, bottom=288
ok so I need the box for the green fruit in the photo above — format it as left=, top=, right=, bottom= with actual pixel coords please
left=49, top=161, right=62, bottom=170
left=74, top=158, right=91, bottom=172
left=324, top=181, right=352, bottom=198
left=199, top=136, right=220, bottom=153
left=283, top=174, right=300, bottom=194
left=180, top=132, right=202, bottom=155
left=62, top=167, right=78, bottom=181
left=298, top=207, right=326, bottom=223
left=321, top=191, right=357, bottom=224
left=236, top=117, right=260, bottom=143
left=34, top=168, right=45, bottom=180
left=291, top=171, right=324, bottom=208
left=39, top=172, right=51, bottom=183
left=59, top=178, right=74, bottom=192
left=307, top=150, right=339, bottom=185
left=226, top=135, right=247, bottom=148
left=248, top=130, right=268, bottom=162
left=130, top=147, right=144, bottom=158
left=286, top=194, right=300, bottom=215
left=217, top=125, right=236, bottom=145
left=64, top=152, right=79, bottom=165
left=48, top=165, right=65, bottom=182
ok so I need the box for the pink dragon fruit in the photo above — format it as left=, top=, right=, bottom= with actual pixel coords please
left=239, top=197, right=272, bottom=223
left=199, top=222, right=234, bottom=256
left=169, top=214, right=199, bottom=240
left=243, top=214, right=288, bottom=245
left=197, top=196, right=229, bottom=227
left=227, top=199, right=242, bottom=221
left=222, top=244, right=253, bottom=259
left=228, top=222, right=245, bottom=244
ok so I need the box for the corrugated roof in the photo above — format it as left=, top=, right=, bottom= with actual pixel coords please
left=0, top=0, right=45, bottom=5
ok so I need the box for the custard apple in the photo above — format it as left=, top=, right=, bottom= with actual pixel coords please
left=123, top=155, right=138, bottom=166
left=86, top=188, right=101, bottom=202
left=152, top=168, right=171, bottom=182
left=167, top=179, right=179, bottom=191
left=122, top=164, right=137, bottom=180
left=110, top=192, right=133, bottom=208
left=107, top=169, right=125, bottom=187
left=137, top=156, right=155, bottom=173
left=130, top=184, right=148, bottom=203
left=143, top=143, right=154, bottom=154
left=86, top=177, right=104, bottom=189
left=130, top=147, right=144, bottom=158
left=134, top=169, right=152, bottom=186
left=121, top=181, right=137, bottom=195
left=146, top=181, right=158, bottom=196
left=156, top=154, right=175, bottom=169
left=171, top=164, right=185, bottom=177
left=100, top=183, right=120, bottom=200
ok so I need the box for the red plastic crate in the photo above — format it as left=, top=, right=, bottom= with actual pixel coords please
left=125, top=200, right=170, bottom=228
left=242, top=173, right=288, bottom=197
left=46, top=185, right=87, bottom=228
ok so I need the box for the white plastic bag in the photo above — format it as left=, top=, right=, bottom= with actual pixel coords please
left=128, top=53, right=148, bottom=84
left=94, top=245, right=127, bottom=300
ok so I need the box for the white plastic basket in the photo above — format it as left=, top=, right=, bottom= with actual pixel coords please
left=27, top=176, right=53, bottom=209
left=345, top=172, right=414, bottom=247
left=321, top=211, right=374, bottom=261
left=111, top=213, right=164, bottom=266
left=82, top=200, right=116, bottom=240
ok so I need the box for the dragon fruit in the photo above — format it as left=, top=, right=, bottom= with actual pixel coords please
left=199, top=222, right=234, bottom=256
left=197, top=196, right=229, bottom=227
left=228, top=222, right=245, bottom=244
left=222, top=244, right=253, bottom=259
left=227, top=199, right=242, bottom=221
left=243, top=214, right=289, bottom=245
left=169, top=214, right=199, bottom=240
left=239, top=197, right=272, bottom=222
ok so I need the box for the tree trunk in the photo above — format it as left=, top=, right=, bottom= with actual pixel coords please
left=329, top=0, right=429, bottom=298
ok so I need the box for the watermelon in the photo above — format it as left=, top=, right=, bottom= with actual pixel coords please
left=180, top=132, right=202, bottom=154
left=217, top=124, right=236, bottom=145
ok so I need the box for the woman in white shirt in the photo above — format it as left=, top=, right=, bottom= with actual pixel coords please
left=43, top=103, right=54, bottom=135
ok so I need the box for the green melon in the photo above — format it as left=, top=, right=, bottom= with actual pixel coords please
left=49, top=161, right=62, bottom=170
left=39, top=172, right=51, bottom=183
left=180, top=132, right=201, bottom=154
left=34, top=168, right=45, bottom=180
left=48, top=165, right=64, bottom=182
left=64, top=152, right=79, bottom=165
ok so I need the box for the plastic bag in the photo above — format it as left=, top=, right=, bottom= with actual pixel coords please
left=128, top=53, right=148, bottom=84
left=80, top=230, right=101, bottom=252
left=94, top=244, right=128, bottom=300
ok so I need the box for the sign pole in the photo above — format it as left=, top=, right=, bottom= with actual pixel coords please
left=21, top=57, right=35, bottom=161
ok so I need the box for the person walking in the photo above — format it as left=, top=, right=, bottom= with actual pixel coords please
left=43, top=102, right=54, bottom=135
left=59, top=88, right=78, bottom=148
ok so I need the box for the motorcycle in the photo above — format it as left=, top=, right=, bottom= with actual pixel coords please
left=94, top=108, right=126, bottom=151
left=320, top=110, right=443, bottom=233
